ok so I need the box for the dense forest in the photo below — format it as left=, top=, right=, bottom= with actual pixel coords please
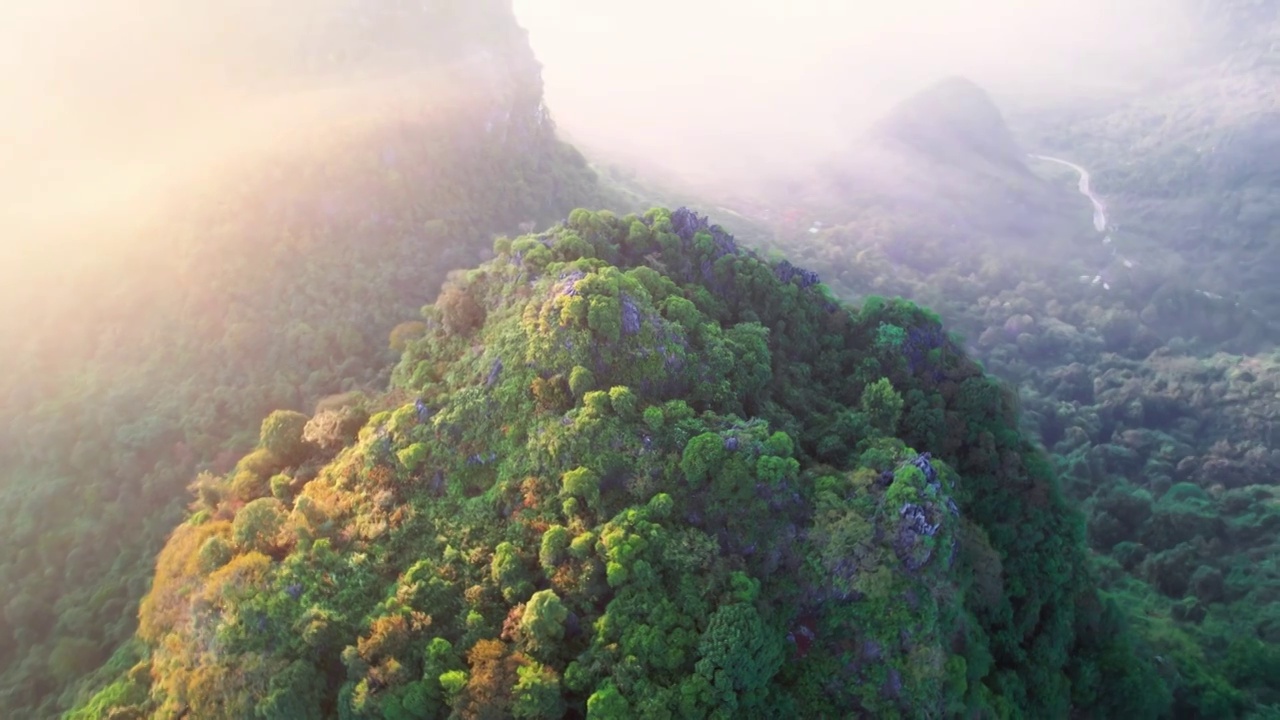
left=0, top=2, right=609, bottom=717
left=5, top=0, right=1279, bottom=718
left=72, top=208, right=1167, bottom=718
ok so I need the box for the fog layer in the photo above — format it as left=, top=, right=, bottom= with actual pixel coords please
left=0, top=0, right=1198, bottom=258
left=0, top=1, right=505, bottom=263
left=514, top=0, right=1197, bottom=187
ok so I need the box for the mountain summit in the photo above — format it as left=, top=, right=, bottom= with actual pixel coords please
left=872, top=76, right=1030, bottom=174
left=768, top=76, right=1081, bottom=263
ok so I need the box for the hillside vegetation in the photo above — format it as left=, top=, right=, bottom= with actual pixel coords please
left=75, top=208, right=1166, bottom=719
left=1017, top=0, right=1280, bottom=313
left=0, top=3, right=610, bottom=717
left=9, top=1, right=1278, bottom=718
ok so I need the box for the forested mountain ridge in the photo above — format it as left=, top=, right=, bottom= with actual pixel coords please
left=74, top=207, right=1166, bottom=718
left=0, top=3, right=611, bottom=717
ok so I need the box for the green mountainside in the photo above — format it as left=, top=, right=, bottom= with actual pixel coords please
left=10, top=1, right=1279, bottom=718
left=75, top=208, right=1165, bottom=719
left=0, top=3, right=610, bottom=717
left=719, top=65, right=1280, bottom=717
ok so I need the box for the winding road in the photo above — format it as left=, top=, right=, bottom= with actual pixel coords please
left=1030, top=153, right=1267, bottom=324
left=1030, top=154, right=1107, bottom=233
left=1030, top=153, right=1132, bottom=289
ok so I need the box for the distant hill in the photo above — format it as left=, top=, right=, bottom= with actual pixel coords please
left=742, top=76, right=1089, bottom=280
left=871, top=75, right=1031, bottom=175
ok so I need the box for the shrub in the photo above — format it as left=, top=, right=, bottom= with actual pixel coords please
left=260, top=410, right=312, bottom=466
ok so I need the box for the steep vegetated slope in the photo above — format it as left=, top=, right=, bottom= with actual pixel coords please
left=0, top=3, right=610, bottom=717
left=759, top=73, right=1280, bottom=716
left=78, top=208, right=1166, bottom=718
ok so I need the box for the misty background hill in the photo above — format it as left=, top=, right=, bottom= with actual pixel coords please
left=770, top=76, right=1083, bottom=259
left=871, top=76, right=1030, bottom=172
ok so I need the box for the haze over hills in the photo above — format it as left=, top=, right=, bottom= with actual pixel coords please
left=1, top=0, right=1278, bottom=718
left=1014, top=0, right=1280, bottom=311
left=782, top=77, right=1079, bottom=244
left=0, top=2, right=607, bottom=717
left=635, top=76, right=1094, bottom=290
left=514, top=0, right=1199, bottom=193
